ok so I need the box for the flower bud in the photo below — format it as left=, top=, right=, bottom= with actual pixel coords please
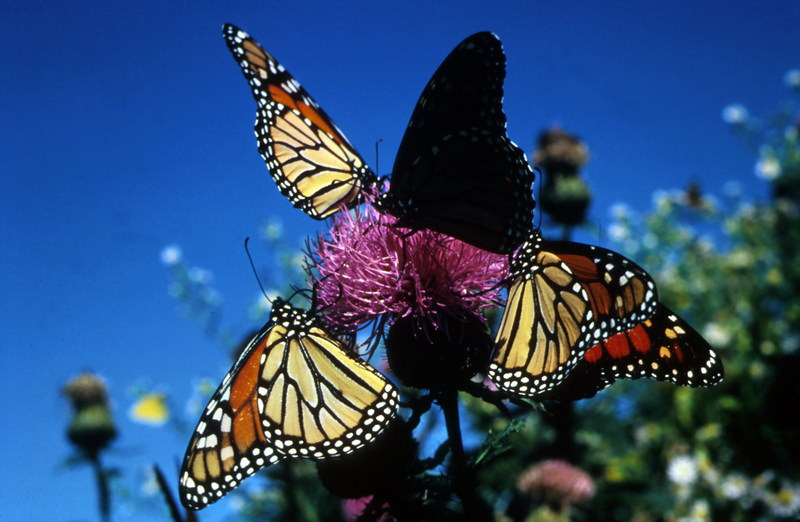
left=67, top=404, right=118, bottom=456
left=63, top=373, right=117, bottom=458
left=541, top=175, right=592, bottom=227
left=385, top=313, right=492, bottom=390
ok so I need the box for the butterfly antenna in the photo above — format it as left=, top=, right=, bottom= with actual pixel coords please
left=284, top=285, right=313, bottom=308
left=244, top=237, right=271, bottom=303
left=375, top=138, right=384, bottom=176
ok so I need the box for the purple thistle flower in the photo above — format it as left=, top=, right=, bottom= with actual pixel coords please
left=307, top=201, right=508, bottom=333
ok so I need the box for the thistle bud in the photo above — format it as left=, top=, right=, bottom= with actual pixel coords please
left=63, top=373, right=117, bottom=458
left=534, top=128, right=592, bottom=227
left=385, top=313, right=492, bottom=390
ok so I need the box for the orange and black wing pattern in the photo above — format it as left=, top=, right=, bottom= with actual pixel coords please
left=546, top=238, right=658, bottom=339
left=179, top=299, right=398, bottom=510
left=489, top=231, right=597, bottom=397
left=537, top=303, right=724, bottom=401
left=492, top=232, right=722, bottom=402
left=490, top=230, right=670, bottom=400
left=223, top=24, right=377, bottom=219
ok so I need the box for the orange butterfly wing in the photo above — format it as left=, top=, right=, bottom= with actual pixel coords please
left=179, top=300, right=398, bottom=510
left=223, top=24, right=377, bottom=219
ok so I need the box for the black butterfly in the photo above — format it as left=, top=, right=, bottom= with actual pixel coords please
left=377, top=32, right=535, bottom=254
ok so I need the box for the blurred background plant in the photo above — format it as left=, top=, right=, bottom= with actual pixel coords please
left=64, top=70, right=799, bottom=520
left=63, top=372, right=119, bottom=522
left=473, top=68, right=800, bottom=522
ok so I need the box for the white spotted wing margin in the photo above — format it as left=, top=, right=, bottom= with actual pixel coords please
left=488, top=230, right=597, bottom=398
left=222, top=24, right=377, bottom=220
left=179, top=299, right=398, bottom=510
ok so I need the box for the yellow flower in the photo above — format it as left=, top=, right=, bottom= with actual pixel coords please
left=129, top=392, right=169, bottom=426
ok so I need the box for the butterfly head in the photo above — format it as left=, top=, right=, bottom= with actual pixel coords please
left=508, top=229, right=543, bottom=278
left=268, top=298, right=316, bottom=333
left=374, top=191, right=416, bottom=220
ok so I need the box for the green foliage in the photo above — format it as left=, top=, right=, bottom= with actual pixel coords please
left=468, top=84, right=800, bottom=521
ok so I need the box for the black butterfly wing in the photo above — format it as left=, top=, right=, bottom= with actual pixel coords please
left=398, top=32, right=507, bottom=142
left=379, top=32, right=534, bottom=254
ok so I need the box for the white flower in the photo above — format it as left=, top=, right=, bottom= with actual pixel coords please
left=653, top=190, right=672, bottom=211
left=728, top=249, right=754, bottom=269
left=188, top=267, right=212, bottom=284
left=610, top=203, right=630, bottom=220
left=607, top=223, right=629, bottom=242
left=766, top=484, right=800, bottom=518
left=722, top=104, right=749, bottom=125
left=781, top=334, right=800, bottom=354
left=261, top=217, right=284, bottom=241
left=160, top=245, right=182, bottom=266
left=784, top=69, right=800, bottom=91
left=720, top=473, right=748, bottom=500
left=642, top=232, right=658, bottom=250
left=668, top=455, right=699, bottom=486
left=755, top=156, right=781, bottom=180
left=201, top=287, right=221, bottom=306
left=696, top=237, right=714, bottom=255
left=679, top=500, right=710, bottom=522
left=703, top=322, right=732, bottom=347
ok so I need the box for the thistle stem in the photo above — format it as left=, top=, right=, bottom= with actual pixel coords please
left=440, top=388, right=490, bottom=520
left=90, top=454, right=111, bottom=522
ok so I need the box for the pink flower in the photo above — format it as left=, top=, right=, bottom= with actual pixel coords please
left=517, top=460, right=595, bottom=512
left=307, top=201, right=507, bottom=333
left=342, top=496, right=391, bottom=522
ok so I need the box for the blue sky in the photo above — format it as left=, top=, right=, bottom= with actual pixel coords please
left=1, top=1, right=797, bottom=519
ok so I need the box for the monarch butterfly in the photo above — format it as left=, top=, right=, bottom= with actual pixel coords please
left=179, top=298, right=398, bottom=510
left=488, top=229, right=658, bottom=398
left=535, top=303, right=724, bottom=401
left=223, top=24, right=377, bottom=219
left=376, top=32, right=535, bottom=254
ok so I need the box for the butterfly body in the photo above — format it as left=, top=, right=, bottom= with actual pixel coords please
left=180, top=298, right=398, bottom=509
